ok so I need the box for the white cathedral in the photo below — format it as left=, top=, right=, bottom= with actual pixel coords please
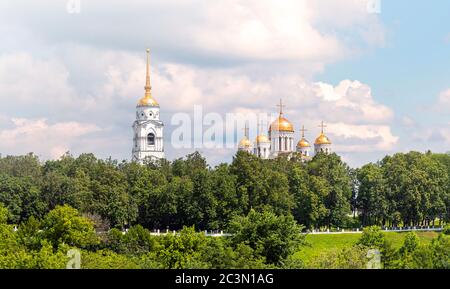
left=237, top=100, right=333, bottom=160
left=132, top=49, right=165, bottom=162
left=131, top=50, right=332, bottom=163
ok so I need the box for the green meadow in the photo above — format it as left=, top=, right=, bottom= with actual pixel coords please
left=295, top=231, right=439, bottom=263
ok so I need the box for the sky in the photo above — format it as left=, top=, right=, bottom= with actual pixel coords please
left=0, top=0, right=449, bottom=167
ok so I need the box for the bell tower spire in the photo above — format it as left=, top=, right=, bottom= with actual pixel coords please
left=138, top=48, right=158, bottom=106
left=144, top=48, right=152, bottom=98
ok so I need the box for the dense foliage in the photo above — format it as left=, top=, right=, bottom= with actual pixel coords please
left=0, top=150, right=449, bottom=268
left=2, top=150, right=449, bottom=230
left=0, top=151, right=358, bottom=231
left=357, top=151, right=450, bottom=227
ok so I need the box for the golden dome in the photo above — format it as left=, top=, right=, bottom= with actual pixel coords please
left=297, top=138, right=311, bottom=148
left=315, top=133, right=331, bottom=145
left=270, top=116, right=294, bottom=132
left=138, top=96, right=159, bottom=106
left=255, top=134, right=270, bottom=143
left=238, top=137, right=252, bottom=148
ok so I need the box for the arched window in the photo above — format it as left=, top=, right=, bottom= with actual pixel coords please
left=147, top=133, right=155, bottom=146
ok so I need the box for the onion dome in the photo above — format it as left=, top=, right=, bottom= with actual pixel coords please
left=269, top=99, right=294, bottom=132
left=297, top=125, right=311, bottom=148
left=238, top=137, right=252, bottom=149
left=270, top=116, right=294, bottom=132
left=314, top=133, right=332, bottom=145
left=255, top=134, right=270, bottom=143
left=315, top=121, right=332, bottom=145
left=297, top=138, right=311, bottom=148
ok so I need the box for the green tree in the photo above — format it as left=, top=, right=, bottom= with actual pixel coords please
left=230, top=151, right=293, bottom=216
left=41, top=205, right=98, bottom=249
left=229, top=209, right=305, bottom=265
left=210, top=164, right=242, bottom=228
left=428, top=234, right=450, bottom=268
left=307, top=153, right=353, bottom=228
left=381, top=152, right=448, bottom=227
left=391, top=232, right=421, bottom=269
left=156, top=226, right=208, bottom=269
left=289, top=165, right=328, bottom=229
left=0, top=175, right=46, bottom=223
left=356, top=163, right=388, bottom=226
left=107, top=225, right=159, bottom=255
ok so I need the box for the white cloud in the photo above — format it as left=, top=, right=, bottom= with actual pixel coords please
left=0, top=0, right=384, bottom=69
left=0, top=53, right=75, bottom=113
left=188, top=0, right=343, bottom=62
left=330, top=123, right=398, bottom=152
left=411, top=126, right=450, bottom=144
left=313, top=80, right=393, bottom=123
left=0, top=118, right=101, bottom=159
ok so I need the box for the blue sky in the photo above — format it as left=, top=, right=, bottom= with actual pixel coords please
left=322, top=0, right=450, bottom=161
left=322, top=0, right=450, bottom=120
left=0, top=0, right=449, bottom=167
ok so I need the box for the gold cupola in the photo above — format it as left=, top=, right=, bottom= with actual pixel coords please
left=137, top=49, right=159, bottom=107
left=255, top=134, right=270, bottom=143
left=315, top=121, right=332, bottom=145
left=239, top=137, right=252, bottom=148
left=269, top=99, right=294, bottom=132
left=297, top=125, right=311, bottom=148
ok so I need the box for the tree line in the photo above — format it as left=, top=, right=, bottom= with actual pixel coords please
left=0, top=150, right=449, bottom=231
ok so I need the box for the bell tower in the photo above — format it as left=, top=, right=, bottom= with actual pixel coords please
left=132, top=49, right=165, bottom=162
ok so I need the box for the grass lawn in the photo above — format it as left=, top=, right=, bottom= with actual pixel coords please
left=294, top=231, right=439, bottom=263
